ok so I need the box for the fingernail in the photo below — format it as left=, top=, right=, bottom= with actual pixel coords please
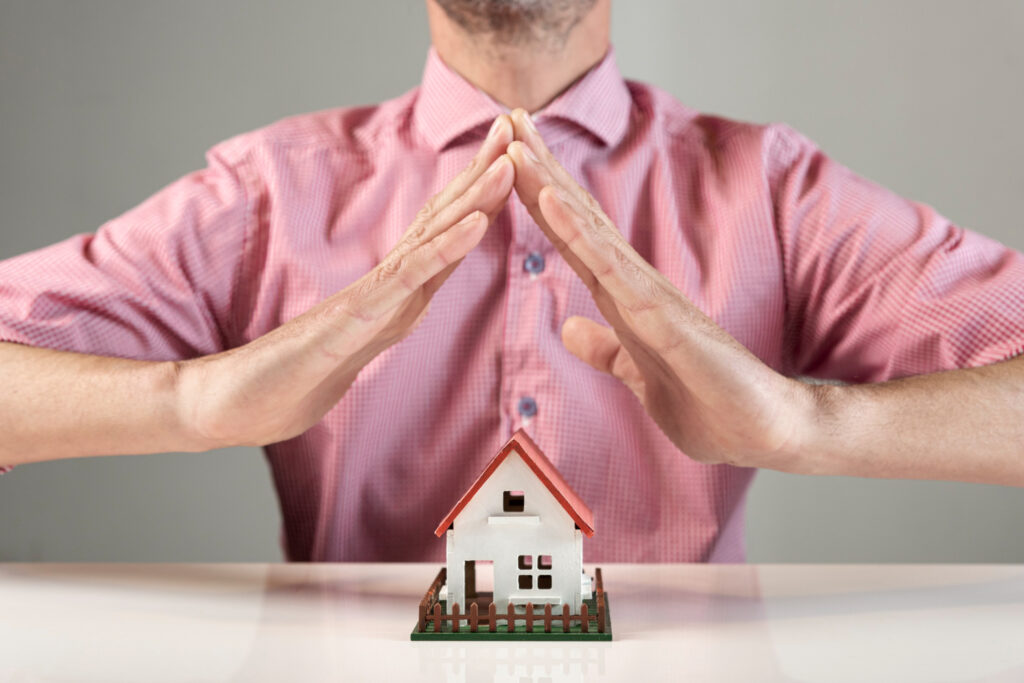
left=457, top=210, right=482, bottom=227
left=550, top=186, right=570, bottom=203
left=522, top=144, right=540, bottom=163
left=485, top=154, right=508, bottom=176
left=487, top=116, right=503, bottom=140
left=524, top=111, right=538, bottom=133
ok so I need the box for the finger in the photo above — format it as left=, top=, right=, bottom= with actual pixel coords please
left=359, top=211, right=489, bottom=317
left=538, top=184, right=665, bottom=313
left=511, top=108, right=634, bottom=260
left=398, top=114, right=513, bottom=250
left=389, top=150, right=513, bottom=272
left=507, top=140, right=599, bottom=288
left=507, top=130, right=660, bottom=308
left=506, top=140, right=555, bottom=214
left=507, top=110, right=580, bottom=212
left=360, top=153, right=513, bottom=322
left=511, top=112, right=642, bottom=267
left=510, top=108, right=594, bottom=207
left=419, top=177, right=512, bottom=298
left=423, top=153, right=514, bottom=247
left=561, top=316, right=645, bottom=398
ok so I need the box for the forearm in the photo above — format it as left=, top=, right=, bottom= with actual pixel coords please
left=0, top=342, right=203, bottom=465
left=800, top=356, right=1024, bottom=485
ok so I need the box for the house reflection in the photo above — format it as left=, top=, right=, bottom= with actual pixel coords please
left=415, top=642, right=608, bottom=683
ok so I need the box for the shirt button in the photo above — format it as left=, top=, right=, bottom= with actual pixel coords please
left=523, top=252, right=546, bottom=276
left=517, top=396, right=538, bottom=418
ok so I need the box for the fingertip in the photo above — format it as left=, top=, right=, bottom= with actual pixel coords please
left=561, top=315, right=582, bottom=339
left=563, top=313, right=601, bottom=335
left=497, top=153, right=516, bottom=188
left=508, top=139, right=540, bottom=166
left=490, top=114, right=513, bottom=143
left=510, top=108, right=537, bottom=139
left=488, top=153, right=515, bottom=187
left=561, top=316, right=592, bottom=361
left=504, top=141, right=527, bottom=169
left=483, top=152, right=512, bottom=178
left=457, top=209, right=485, bottom=228
left=538, top=185, right=567, bottom=212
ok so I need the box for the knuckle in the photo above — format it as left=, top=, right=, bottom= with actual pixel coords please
left=421, top=190, right=450, bottom=221
left=312, top=290, right=370, bottom=327
left=615, top=247, right=643, bottom=279
left=415, top=201, right=435, bottom=224
left=403, top=221, right=429, bottom=245
left=431, top=240, right=454, bottom=268
left=376, top=254, right=405, bottom=283
left=586, top=204, right=611, bottom=232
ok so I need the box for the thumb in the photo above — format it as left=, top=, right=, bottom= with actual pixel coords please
left=561, top=316, right=644, bottom=398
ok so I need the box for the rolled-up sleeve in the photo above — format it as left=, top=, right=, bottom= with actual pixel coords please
left=770, top=125, right=1024, bottom=382
left=0, top=147, right=251, bottom=361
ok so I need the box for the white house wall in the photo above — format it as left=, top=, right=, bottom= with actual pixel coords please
left=446, top=453, right=584, bottom=612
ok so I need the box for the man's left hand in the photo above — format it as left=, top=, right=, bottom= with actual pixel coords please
left=506, top=109, right=820, bottom=472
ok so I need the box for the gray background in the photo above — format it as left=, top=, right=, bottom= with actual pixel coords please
left=1, top=0, right=1021, bottom=562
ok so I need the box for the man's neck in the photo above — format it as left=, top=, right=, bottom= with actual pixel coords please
left=426, top=1, right=610, bottom=113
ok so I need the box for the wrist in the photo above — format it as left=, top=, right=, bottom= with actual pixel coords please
left=169, top=358, right=236, bottom=452
left=788, top=381, right=864, bottom=477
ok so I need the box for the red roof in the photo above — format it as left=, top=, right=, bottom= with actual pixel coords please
left=434, top=429, right=595, bottom=537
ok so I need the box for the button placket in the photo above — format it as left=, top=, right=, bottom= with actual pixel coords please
left=502, top=199, right=551, bottom=432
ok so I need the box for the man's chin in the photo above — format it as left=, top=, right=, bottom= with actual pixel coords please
left=433, top=0, right=599, bottom=47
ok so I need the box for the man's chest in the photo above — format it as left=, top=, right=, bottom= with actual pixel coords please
left=242, top=149, right=788, bottom=370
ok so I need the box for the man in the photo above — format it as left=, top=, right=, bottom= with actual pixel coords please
left=1, top=0, right=1022, bottom=563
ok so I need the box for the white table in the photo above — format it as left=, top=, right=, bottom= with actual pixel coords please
left=1, top=563, right=1021, bottom=682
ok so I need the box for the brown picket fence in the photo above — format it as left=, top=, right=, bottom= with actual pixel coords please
left=417, top=567, right=606, bottom=634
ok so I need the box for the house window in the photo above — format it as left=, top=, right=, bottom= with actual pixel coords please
left=516, top=555, right=553, bottom=592
left=503, top=490, right=525, bottom=512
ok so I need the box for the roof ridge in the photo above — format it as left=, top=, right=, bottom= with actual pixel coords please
left=434, top=429, right=595, bottom=538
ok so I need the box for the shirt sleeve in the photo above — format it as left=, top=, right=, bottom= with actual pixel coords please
left=0, top=146, right=251, bottom=361
left=0, top=147, right=251, bottom=474
left=770, top=124, right=1024, bottom=382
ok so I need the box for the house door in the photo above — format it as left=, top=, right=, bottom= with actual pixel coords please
left=464, top=560, right=494, bottom=602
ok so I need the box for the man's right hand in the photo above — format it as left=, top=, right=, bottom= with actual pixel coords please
left=175, top=115, right=515, bottom=449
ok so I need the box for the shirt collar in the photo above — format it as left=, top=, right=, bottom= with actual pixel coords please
left=412, top=46, right=632, bottom=151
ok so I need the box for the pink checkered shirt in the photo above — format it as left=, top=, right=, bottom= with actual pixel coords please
left=2, top=48, right=1023, bottom=561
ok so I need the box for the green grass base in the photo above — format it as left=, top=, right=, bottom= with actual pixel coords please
left=410, top=594, right=613, bottom=641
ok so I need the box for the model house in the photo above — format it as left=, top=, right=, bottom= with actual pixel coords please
left=435, top=429, right=595, bottom=613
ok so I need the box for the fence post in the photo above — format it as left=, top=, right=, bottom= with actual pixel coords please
left=562, top=603, right=570, bottom=632
left=596, top=567, right=606, bottom=633
left=544, top=603, right=552, bottom=633
left=488, top=602, right=497, bottom=632
left=433, top=602, right=442, bottom=633
left=525, top=602, right=534, bottom=633
left=451, top=603, right=461, bottom=634
left=470, top=602, right=479, bottom=633
left=507, top=602, right=516, bottom=632
left=580, top=602, right=589, bottom=633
